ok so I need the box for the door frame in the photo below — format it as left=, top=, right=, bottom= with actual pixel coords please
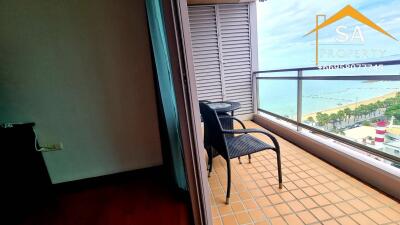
left=162, top=0, right=212, bottom=224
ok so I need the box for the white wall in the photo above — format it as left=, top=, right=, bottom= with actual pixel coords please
left=0, top=0, right=163, bottom=183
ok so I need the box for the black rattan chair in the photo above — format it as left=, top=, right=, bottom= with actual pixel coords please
left=199, top=102, right=282, bottom=204
left=200, top=100, right=235, bottom=175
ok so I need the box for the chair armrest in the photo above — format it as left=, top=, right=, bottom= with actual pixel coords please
left=217, top=115, right=246, bottom=129
left=222, top=128, right=280, bottom=150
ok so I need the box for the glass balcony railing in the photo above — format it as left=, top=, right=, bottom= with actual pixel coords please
left=254, top=60, right=400, bottom=168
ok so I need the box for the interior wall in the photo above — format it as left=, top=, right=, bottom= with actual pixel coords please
left=0, top=0, right=163, bottom=183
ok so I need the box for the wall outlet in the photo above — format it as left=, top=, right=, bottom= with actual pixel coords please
left=39, top=142, right=63, bottom=152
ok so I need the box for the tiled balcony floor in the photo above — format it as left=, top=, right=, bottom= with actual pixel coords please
left=208, top=121, right=400, bottom=225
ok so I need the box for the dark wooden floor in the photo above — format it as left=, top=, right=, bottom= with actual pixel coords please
left=18, top=167, right=192, bottom=225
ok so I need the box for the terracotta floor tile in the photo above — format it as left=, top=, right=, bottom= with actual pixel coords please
left=287, top=200, right=306, bottom=212
left=323, top=192, right=342, bottom=204
left=374, top=195, right=399, bottom=206
left=290, top=189, right=308, bottom=199
left=347, top=188, right=367, bottom=198
left=334, top=190, right=353, bottom=201
left=293, top=180, right=309, bottom=188
left=377, top=207, right=400, bottom=222
left=360, top=196, right=385, bottom=208
left=351, top=213, right=378, bottom=224
left=275, top=203, right=292, bottom=215
left=323, top=205, right=345, bottom=218
left=238, top=191, right=253, bottom=201
left=392, top=204, right=400, bottom=213
left=302, top=187, right=319, bottom=197
left=284, top=214, right=304, bottom=225
left=299, top=198, right=318, bottom=209
left=336, top=216, right=358, bottom=225
left=287, top=173, right=301, bottom=181
left=322, top=220, right=340, bottom=225
left=335, top=202, right=358, bottom=215
left=363, top=210, right=391, bottom=224
left=254, top=221, right=269, bottom=225
left=310, top=208, right=331, bottom=221
left=213, top=218, right=222, bottom=225
left=314, top=175, right=330, bottom=184
left=235, top=212, right=252, bottom=225
left=261, top=186, right=276, bottom=196
left=218, top=205, right=233, bottom=216
left=280, top=192, right=296, bottom=202
left=222, top=215, right=238, bottom=225
left=283, top=182, right=298, bottom=191
left=262, top=206, right=280, bottom=218
left=249, top=209, right=265, bottom=222
left=256, top=180, right=269, bottom=188
left=254, top=196, right=269, bottom=206
left=348, top=199, right=371, bottom=211
left=212, top=206, right=220, bottom=218
left=268, top=194, right=284, bottom=205
left=324, top=182, right=341, bottom=191
left=270, top=217, right=288, bottom=225
left=250, top=189, right=265, bottom=198
left=243, top=199, right=259, bottom=210
left=312, top=195, right=331, bottom=207
left=231, top=202, right=246, bottom=213
left=297, top=211, right=318, bottom=224
left=313, top=184, right=331, bottom=194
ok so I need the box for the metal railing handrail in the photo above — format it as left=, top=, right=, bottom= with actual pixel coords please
left=253, top=59, right=400, bottom=74
left=252, top=60, right=400, bottom=164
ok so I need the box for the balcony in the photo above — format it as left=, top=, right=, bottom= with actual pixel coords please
left=208, top=121, right=400, bottom=225
left=188, top=1, right=400, bottom=224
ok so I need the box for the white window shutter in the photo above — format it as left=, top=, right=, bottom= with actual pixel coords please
left=189, top=3, right=255, bottom=115
left=189, top=6, right=223, bottom=102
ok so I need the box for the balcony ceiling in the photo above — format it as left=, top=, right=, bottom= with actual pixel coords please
left=188, top=0, right=255, bottom=5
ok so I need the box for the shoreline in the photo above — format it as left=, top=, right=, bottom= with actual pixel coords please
left=303, top=92, right=398, bottom=120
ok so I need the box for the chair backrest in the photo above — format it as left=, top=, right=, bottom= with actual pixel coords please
left=199, top=102, right=229, bottom=159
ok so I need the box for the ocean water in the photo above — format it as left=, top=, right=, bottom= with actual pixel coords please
left=255, top=0, right=400, bottom=119
left=258, top=80, right=400, bottom=119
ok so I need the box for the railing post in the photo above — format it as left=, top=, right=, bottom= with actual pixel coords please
left=253, top=73, right=259, bottom=114
left=297, top=70, right=303, bottom=131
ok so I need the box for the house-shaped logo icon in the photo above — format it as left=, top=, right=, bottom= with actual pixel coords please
left=305, top=5, right=398, bottom=65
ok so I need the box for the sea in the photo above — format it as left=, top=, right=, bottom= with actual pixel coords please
left=258, top=78, right=400, bottom=119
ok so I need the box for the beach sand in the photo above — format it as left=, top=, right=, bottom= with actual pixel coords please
left=303, top=91, right=398, bottom=120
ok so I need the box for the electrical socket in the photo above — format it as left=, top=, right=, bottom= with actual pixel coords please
left=40, top=142, right=63, bottom=151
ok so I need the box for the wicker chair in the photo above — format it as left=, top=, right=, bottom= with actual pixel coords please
left=200, top=101, right=234, bottom=175
left=199, top=102, right=282, bottom=204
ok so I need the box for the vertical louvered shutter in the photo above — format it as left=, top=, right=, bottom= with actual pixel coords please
left=189, top=3, right=255, bottom=115
left=189, top=6, right=223, bottom=102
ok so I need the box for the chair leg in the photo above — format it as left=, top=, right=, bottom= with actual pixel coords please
left=276, top=147, right=283, bottom=189
left=226, top=159, right=231, bottom=204
left=248, top=154, right=251, bottom=163
left=238, top=157, right=242, bottom=164
left=208, top=153, right=213, bottom=177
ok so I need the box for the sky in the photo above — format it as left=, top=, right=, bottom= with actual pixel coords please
left=256, top=0, right=400, bottom=71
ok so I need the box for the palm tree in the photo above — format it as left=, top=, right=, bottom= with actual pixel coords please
left=366, top=103, right=376, bottom=117
left=354, top=106, right=365, bottom=122
left=358, top=104, right=368, bottom=119
left=385, top=104, right=400, bottom=125
left=337, top=110, right=346, bottom=128
left=316, top=112, right=329, bottom=129
left=329, top=113, right=339, bottom=129
left=343, top=107, right=352, bottom=123
left=316, top=112, right=324, bottom=126
left=306, top=116, right=315, bottom=125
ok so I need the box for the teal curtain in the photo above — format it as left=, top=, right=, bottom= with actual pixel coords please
left=146, top=0, right=187, bottom=190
